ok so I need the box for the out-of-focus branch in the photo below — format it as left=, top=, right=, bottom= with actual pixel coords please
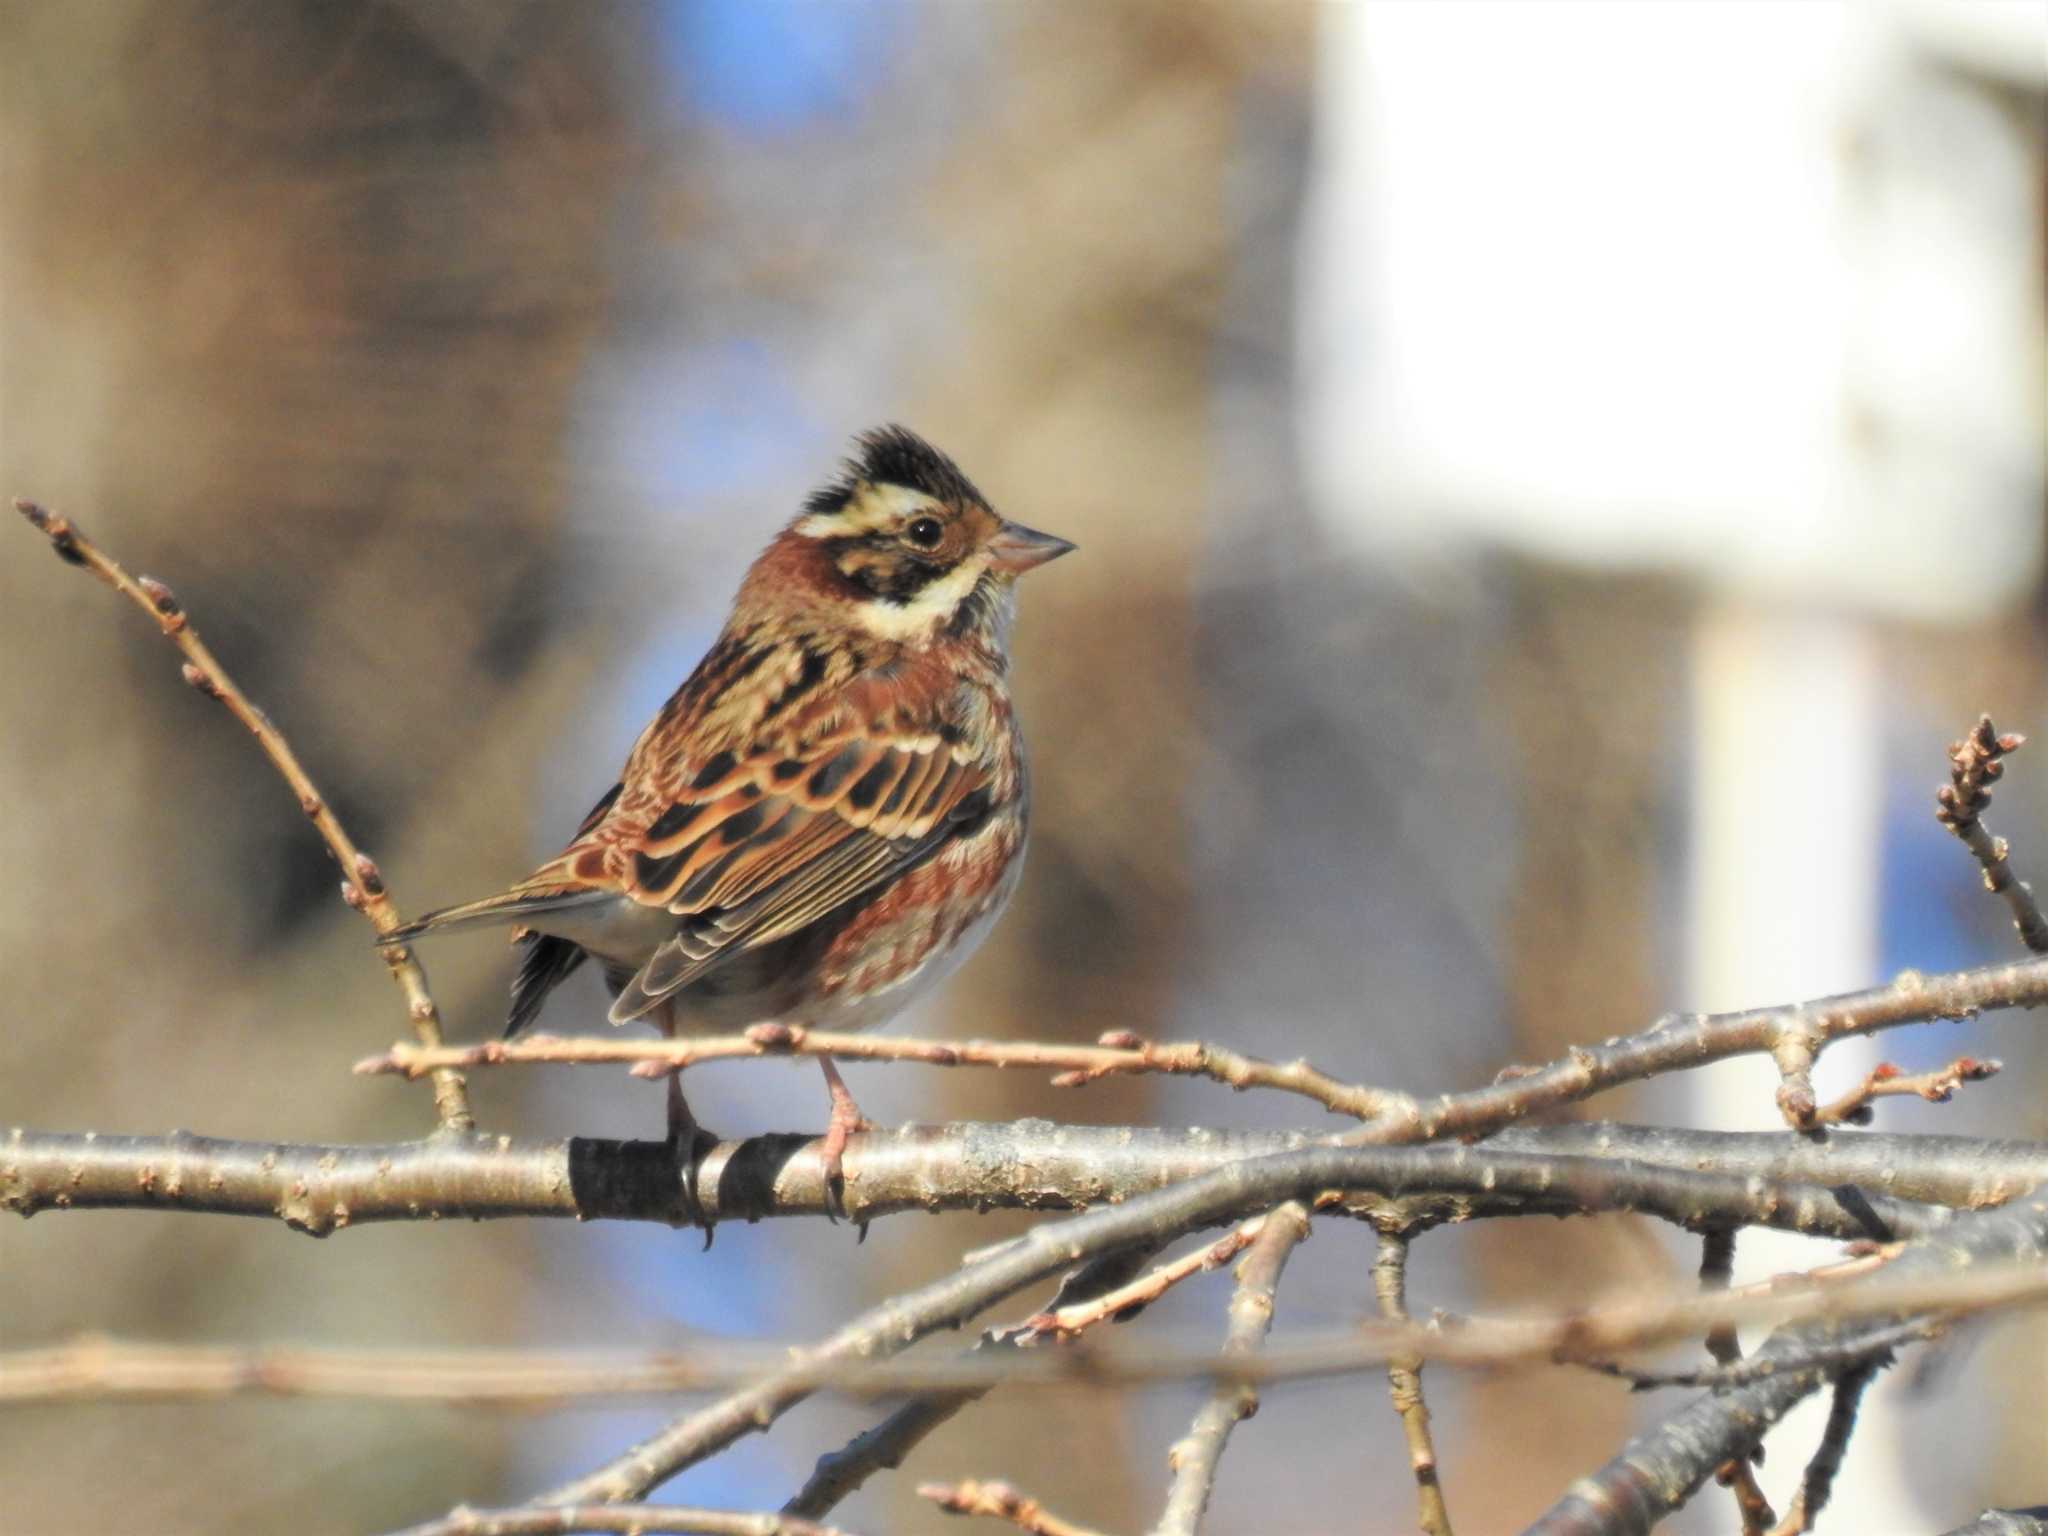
left=1521, top=1197, right=2048, bottom=1536
left=1152, top=1203, right=1311, bottom=1536
left=11, top=498, right=472, bottom=1131
left=8, top=1238, right=2045, bottom=1410
left=1373, top=1231, right=1453, bottom=1536
left=1, top=1124, right=1979, bottom=1242
left=1937, top=716, right=2048, bottom=953
left=1810, top=1056, right=2001, bottom=1127
left=391, top=1504, right=857, bottom=1536
left=358, top=1024, right=1414, bottom=1124
left=918, top=1479, right=1114, bottom=1536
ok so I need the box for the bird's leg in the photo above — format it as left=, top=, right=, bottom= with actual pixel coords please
left=815, top=1054, right=875, bottom=1225
left=658, top=1003, right=717, bottom=1240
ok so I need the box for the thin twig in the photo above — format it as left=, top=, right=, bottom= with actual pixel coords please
left=1372, top=1231, right=1453, bottom=1536
left=1151, top=1202, right=1312, bottom=1536
left=783, top=1371, right=994, bottom=1519
left=1697, top=1230, right=1774, bottom=1534
left=390, top=1504, right=858, bottom=1536
left=1018, top=1217, right=1268, bottom=1341
left=1937, top=715, right=2048, bottom=953
left=784, top=1244, right=1177, bottom=1520
left=358, top=1024, right=1415, bottom=1125
left=13, top=498, right=472, bottom=1130
left=1326, top=952, right=2048, bottom=1140
left=1766, top=1360, right=1884, bottom=1536
left=917, top=1480, right=1115, bottom=1536
left=1810, top=1056, right=2002, bottom=1127
left=357, top=941, right=2048, bottom=1146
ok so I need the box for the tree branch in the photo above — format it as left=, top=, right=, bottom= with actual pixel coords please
left=12, top=498, right=473, bottom=1130
left=518, top=1148, right=2036, bottom=1515
left=358, top=942, right=2048, bottom=1143
left=7, top=1122, right=2036, bottom=1238
left=1765, top=1359, right=1882, bottom=1536
left=1151, top=1202, right=1310, bottom=1535
left=919, top=1479, right=1114, bottom=1536
left=2, top=1123, right=1992, bottom=1242
left=1521, top=1196, right=2048, bottom=1535
left=358, top=1024, right=1413, bottom=1124
left=1333, top=954, right=2048, bottom=1139
left=1373, top=1231, right=1453, bottom=1536
left=1936, top=716, right=2048, bottom=953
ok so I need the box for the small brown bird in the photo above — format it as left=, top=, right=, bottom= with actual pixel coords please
left=391, top=426, right=1072, bottom=1208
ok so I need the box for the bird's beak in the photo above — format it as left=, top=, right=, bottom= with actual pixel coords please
left=986, top=520, right=1077, bottom=575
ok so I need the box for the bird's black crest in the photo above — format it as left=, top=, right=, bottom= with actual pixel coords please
left=803, top=424, right=988, bottom=517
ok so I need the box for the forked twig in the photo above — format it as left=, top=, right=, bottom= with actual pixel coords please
left=1809, top=1056, right=2001, bottom=1128
left=1937, top=716, right=2048, bottom=953
left=13, top=498, right=471, bottom=1130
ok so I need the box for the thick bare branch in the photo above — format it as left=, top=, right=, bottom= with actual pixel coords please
left=6, top=1122, right=2034, bottom=1237
left=12, top=498, right=472, bottom=1129
left=1, top=1124, right=1985, bottom=1244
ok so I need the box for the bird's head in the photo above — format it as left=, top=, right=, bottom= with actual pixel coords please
left=749, top=426, right=1074, bottom=649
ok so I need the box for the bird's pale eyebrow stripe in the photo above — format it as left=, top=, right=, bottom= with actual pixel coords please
left=795, top=482, right=941, bottom=538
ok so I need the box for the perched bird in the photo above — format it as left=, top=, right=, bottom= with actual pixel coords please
left=390, top=426, right=1073, bottom=1212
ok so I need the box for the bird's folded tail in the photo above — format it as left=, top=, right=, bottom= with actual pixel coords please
left=383, top=886, right=615, bottom=944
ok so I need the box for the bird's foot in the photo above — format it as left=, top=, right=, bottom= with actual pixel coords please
left=665, top=1076, right=721, bottom=1247
left=817, top=1058, right=876, bottom=1232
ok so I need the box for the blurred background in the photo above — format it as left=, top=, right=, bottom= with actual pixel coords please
left=1, top=2, right=2043, bottom=1531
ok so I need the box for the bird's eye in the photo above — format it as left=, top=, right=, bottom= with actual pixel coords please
left=905, top=516, right=944, bottom=550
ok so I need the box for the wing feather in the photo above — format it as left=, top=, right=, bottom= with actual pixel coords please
left=570, top=667, right=992, bottom=1021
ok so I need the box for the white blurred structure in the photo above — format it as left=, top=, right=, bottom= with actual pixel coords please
left=1299, top=1, right=2044, bottom=1525
left=1300, top=0, right=2043, bottom=614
